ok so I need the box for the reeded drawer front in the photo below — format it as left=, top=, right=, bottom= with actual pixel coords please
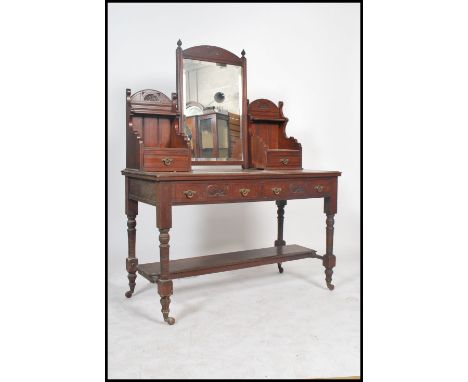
left=173, top=183, right=207, bottom=203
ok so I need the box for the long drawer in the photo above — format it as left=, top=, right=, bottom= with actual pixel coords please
left=172, top=178, right=334, bottom=204
left=262, top=178, right=332, bottom=200
left=173, top=182, right=261, bottom=203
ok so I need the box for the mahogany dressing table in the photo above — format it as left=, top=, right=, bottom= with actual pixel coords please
left=122, top=41, right=341, bottom=325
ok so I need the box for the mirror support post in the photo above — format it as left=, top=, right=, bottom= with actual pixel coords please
left=241, top=49, right=250, bottom=169
left=176, top=39, right=184, bottom=135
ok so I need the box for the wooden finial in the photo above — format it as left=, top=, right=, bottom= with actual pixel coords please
left=241, top=49, right=245, bottom=57
left=177, top=39, right=182, bottom=47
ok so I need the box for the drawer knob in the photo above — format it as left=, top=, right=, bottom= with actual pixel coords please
left=239, top=188, right=250, bottom=197
left=314, top=185, right=324, bottom=193
left=272, top=187, right=282, bottom=195
left=280, top=158, right=289, bottom=165
left=161, top=158, right=173, bottom=166
left=184, top=190, right=197, bottom=199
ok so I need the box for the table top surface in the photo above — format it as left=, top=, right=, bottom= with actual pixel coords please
left=122, top=167, right=342, bottom=182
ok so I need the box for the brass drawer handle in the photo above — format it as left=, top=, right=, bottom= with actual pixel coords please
left=161, top=158, right=173, bottom=166
left=279, top=158, right=289, bottom=165
left=184, top=190, right=197, bottom=199
left=314, top=185, right=324, bottom=193
left=272, top=187, right=282, bottom=195
left=239, top=188, right=250, bottom=197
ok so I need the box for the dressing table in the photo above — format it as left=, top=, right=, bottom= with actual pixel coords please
left=121, top=41, right=341, bottom=325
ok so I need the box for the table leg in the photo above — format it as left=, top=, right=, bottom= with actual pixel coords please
left=157, top=228, right=175, bottom=325
left=322, top=180, right=338, bottom=290
left=156, top=185, right=175, bottom=325
left=125, top=199, right=138, bottom=298
left=323, top=212, right=336, bottom=291
left=274, top=200, right=287, bottom=273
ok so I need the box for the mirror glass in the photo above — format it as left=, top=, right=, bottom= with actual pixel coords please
left=183, top=59, right=242, bottom=161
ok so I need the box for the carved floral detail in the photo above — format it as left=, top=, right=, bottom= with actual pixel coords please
left=207, top=184, right=228, bottom=197
left=129, top=89, right=171, bottom=105
left=291, top=185, right=305, bottom=193
left=144, top=93, right=160, bottom=102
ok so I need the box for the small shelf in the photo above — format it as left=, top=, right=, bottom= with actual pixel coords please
left=137, top=244, right=320, bottom=282
left=250, top=117, right=288, bottom=123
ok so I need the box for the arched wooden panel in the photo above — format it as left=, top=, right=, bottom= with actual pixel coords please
left=130, top=89, right=172, bottom=105
left=183, top=45, right=242, bottom=66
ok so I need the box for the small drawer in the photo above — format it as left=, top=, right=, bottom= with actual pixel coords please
left=174, top=183, right=207, bottom=203
left=230, top=182, right=261, bottom=200
left=266, top=150, right=302, bottom=169
left=142, top=148, right=190, bottom=172
left=262, top=181, right=290, bottom=199
left=307, top=179, right=332, bottom=195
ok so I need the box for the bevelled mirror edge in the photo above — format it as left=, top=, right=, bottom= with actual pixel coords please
left=176, top=40, right=249, bottom=168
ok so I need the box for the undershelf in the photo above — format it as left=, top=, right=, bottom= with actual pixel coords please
left=137, top=244, right=321, bottom=282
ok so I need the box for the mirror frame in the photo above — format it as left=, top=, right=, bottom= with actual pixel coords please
left=176, top=41, right=249, bottom=168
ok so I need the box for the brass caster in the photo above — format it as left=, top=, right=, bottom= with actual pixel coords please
left=277, top=263, right=284, bottom=273
left=165, top=317, right=176, bottom=325
left=125, top=291, right=133, bottom=298
left=327, top=283, right=335, bottom=291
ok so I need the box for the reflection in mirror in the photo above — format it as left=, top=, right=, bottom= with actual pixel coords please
left=183, top=59, right=242, bottom=161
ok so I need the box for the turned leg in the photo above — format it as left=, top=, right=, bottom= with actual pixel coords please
left=158, top=278, right=175, bottom=326
left=274, top=200, right=287, bottom=273
left=323, top=213, right=336, bottom=290
left=125, top=199, right=138, bottom=298
left=156, top=184, right=176, bottom=325
left=157, top=228, right=175, bottom=325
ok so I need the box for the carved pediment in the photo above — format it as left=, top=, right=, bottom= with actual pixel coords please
left=183, top=45, right=242, bottom=66
left=249, top=99, right=282, bottom=119
left=130, top=89, right=172, bottom=105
